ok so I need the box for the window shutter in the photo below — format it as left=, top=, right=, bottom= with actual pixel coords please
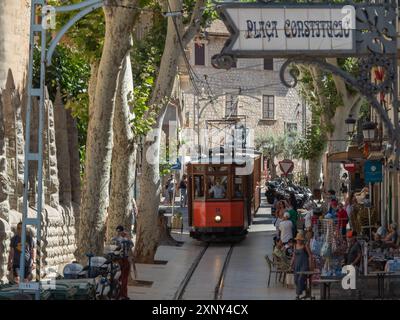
left=194, top=43, right=205, bottom=66
left=263, top=58, right=274, bottom=70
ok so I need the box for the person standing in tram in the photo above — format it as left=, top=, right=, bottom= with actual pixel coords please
left=209, top=177, right=226, bottom=199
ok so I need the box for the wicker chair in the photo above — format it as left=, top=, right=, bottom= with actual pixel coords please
left=265, top=254, right=289, bottom=287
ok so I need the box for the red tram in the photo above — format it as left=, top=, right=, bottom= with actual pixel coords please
left=187, top=149, right=262, bottom=242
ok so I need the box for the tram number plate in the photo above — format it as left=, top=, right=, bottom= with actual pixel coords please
left=19, top=282, right=40, bottom=290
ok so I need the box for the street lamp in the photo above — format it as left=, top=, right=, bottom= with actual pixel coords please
left=345, top=114, right=357, bottom=136
left=362, top=120, right=377, bottom=142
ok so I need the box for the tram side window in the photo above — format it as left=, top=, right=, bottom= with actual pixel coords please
left=234, top=177, right=243, bottom=198
left=194, top=175, right=205, bottom=199
left=208, top=176, right=228, bottom=199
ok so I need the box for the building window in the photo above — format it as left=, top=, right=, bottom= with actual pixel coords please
left=194, top=43, right=205, bottom=66
left=264, top=58, right=274, bottom=70
left=225, top=94, right=238, bottom=117
left=185, top=111, right=190, bottom=127
left=285, top=122, right=298, bottom=134
left=262, top=95, right=274, bottom=119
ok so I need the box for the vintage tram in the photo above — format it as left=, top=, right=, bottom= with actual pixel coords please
left=187, top=148, right=262, bottom=242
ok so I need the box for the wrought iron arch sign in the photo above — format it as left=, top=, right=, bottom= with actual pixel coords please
left=211, top=0, right=400, bottom=166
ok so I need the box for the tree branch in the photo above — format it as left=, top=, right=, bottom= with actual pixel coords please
left=326, top=57, right=352, bottom=107
left=182, top=0, right=206, bottom=47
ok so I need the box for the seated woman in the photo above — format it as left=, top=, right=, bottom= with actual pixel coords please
left=383, top=223, right=398, bottom=247
left=273, top=238, right=290, bottom=270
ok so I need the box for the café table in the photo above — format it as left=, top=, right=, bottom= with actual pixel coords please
left=313, top=278, right=341, bottom=300
left=369, top=271, right=394, bottom=299
left=295, top=271, right=320, bottom=300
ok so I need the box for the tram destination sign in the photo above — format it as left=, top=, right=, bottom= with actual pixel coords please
left=216, top=2, right=356, bottom=57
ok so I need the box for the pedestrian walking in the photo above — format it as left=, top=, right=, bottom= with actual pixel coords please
left=132, top=198, right=138, bottom=234
left=166, top=174, right=176, bottom=206
left=179, top=175, right=188, bottom=207
left=7, top=222, right=36, bottom=284
left=112, top=226, right=134, bottom=300
left=291, top=233, right=313, bottom=300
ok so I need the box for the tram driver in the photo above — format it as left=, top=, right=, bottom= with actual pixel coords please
left=209, top=177, right=226, bottom=199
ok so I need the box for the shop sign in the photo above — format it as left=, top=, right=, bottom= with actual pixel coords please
left=343, top=163, right=356, bottom=173
left=364, top=160, right=383, bottom=183
left=216, top=3, right=356, bottom=57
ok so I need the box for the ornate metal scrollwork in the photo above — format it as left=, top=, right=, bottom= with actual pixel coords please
left=279, top=57, right=398, bottom=147
left=357, top=55, right=395, bottom=94
left=211, top=54, right=237, bottom=70
left=356, top=0, right=397, bottom=55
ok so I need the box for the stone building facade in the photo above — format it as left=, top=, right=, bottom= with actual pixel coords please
left=0, top=71, right=81, bottom=282
left=177, top=20, right=310, bottom=177
left=0, top=1, right=82, bottom=283
left=0, top=0, right=30, bottom=90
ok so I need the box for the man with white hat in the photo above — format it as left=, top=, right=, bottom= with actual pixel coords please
left=279, top=212, right=294, bottom=244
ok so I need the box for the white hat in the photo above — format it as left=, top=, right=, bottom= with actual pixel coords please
left=284, top=212, right=290, bottom=218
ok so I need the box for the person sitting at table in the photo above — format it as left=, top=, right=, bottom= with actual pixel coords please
left=273, top=238, right=290, bottom=270
left=344, top=230, right=362, bottom=270
left=373, top=223, right=387, bottom=241
left=383, top=223, right=398, bottom=248
left=291, top=233, right=313, bottom=300
left=285, top=238, right=294, bottom=259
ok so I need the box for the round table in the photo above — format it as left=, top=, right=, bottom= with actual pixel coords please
left=295, top=271, right=320, bottom=300
left=313, top=279, right=341, bottom=300
left=369, top=271, right=394, bottom=299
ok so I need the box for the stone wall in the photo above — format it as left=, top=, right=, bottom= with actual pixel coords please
left=0, top=71, right=81, bottom=282
left=0, top=0, right=30, bottom=90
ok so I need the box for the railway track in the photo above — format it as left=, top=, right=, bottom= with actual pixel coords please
left=173, top=243, right=235, bottom=300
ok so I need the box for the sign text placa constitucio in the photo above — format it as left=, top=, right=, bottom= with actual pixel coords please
left=218, top=3, right=356, bottom=56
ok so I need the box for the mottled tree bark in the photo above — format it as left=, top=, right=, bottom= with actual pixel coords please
left=54, top=89, right=72, bottom=205
left=77, top=1, right=139, bottom=262
left=134, top=0, right=205, bottom=263
left=324, top=58, right=363, bottom=195
left=106, top=53, right=136, bottom=243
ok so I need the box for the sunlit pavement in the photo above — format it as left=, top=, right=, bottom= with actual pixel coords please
left=128, top=196, right=304, bottom=300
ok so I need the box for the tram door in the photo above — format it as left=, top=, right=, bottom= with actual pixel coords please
left=245, top=174, right=253, bottom=225
left=188, top=175, right=192, bottom=226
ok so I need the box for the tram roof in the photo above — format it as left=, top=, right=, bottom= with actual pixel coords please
left=188, top=149, right=261, bottom=165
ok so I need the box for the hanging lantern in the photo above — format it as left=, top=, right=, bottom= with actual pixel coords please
left=362, top=120, right=377, bottom=142
left=345, top=114, right=357, bottom=136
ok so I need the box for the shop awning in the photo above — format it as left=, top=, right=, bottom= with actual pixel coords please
left=327, top=145, right=365, bottom=163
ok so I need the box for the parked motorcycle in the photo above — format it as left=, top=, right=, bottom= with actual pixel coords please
left=63, top=252, right=122, bottom=300
left=93, top=252, right=122, bottom=300
left=265, top=179, right=313, bottom=209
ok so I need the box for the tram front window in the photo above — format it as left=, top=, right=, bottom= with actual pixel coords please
left=194, top=175, right=205, bottom=199
left=208, top=176, right=227, bottom=199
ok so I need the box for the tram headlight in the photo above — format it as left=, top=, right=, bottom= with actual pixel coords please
left=214, top=215, right=222, bottom=223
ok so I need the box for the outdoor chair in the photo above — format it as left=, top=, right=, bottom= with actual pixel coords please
left=265, top=254, right=288, bottom=287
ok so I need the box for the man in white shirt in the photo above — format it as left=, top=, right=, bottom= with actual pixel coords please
left=209, top=178, right=226, bottom=199
left=303, top=202, right=315, bottom=231
left=279, top=212, right=293, bottom=244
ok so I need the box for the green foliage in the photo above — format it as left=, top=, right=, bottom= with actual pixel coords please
left=160, top=162, right=173, bottom=177
left=293, top=124, right=326, bottom=160
left=130, top=10, right=167, bottom=139
left=255, top=131, right=300, bottom=160
left=48, top=0, right=105, bottom=61
left=33, top=43, right=91, bottom=177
